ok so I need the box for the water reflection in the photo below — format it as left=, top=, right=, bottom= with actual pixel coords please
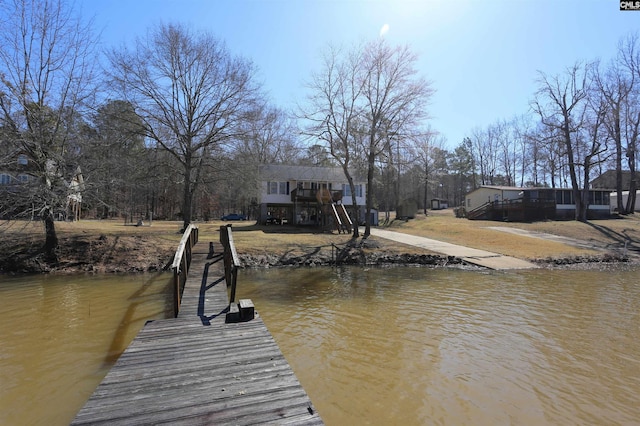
left=0, top=273, right=172, bottom=426
left=239, top=266, right=640, bottom=425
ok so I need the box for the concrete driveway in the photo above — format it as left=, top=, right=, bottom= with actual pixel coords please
left=369, top=228, right=539, bottom=270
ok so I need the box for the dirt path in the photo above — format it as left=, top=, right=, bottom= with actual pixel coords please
left=369, top=228, right=539, bottom=270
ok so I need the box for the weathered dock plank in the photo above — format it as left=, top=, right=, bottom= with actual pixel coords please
left=72, top=243, right=322, bottom=425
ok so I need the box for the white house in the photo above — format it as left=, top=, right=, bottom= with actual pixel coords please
left=0, top=153, right=84, bottom=220
left=610, top=190, right=640, bottom=213
left=258, top=164, right=368, bottom=228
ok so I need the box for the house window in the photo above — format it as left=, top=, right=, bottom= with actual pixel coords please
left=268, top=181, right=289, bottom=195
left=17, top=155, right=28, bottom=165
left=0, top=174, right=10, bottom=185
left=17, top=174, right=28, bottom=183
left=592, top=191, right=609, bottom=205
left=556, top=190, right=574, bottom=205
left=590, top=190, right=610, bottom=205
left=342, top=184, right=363, bottom=197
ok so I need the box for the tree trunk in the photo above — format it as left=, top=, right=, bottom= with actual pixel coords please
left=615, top=111, right=625, bottom=213
left=364, top=139, right=376, bottom=238
left=579, top=166, right=591, bottom=222
left=627, top=148, right=637, bottom=213
left=562, top=113, right=583, bottom=221
left=627, top=178, right=637, bottom=213
left=43, top=209, right=58, bottom=261
left=341, top=165, right=360, bottom=238
left=182, top=165, right=193, bottom=231
left=423, top=163, right=428, bottom=215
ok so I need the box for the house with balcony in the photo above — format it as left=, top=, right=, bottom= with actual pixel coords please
left=257, top=164, right=369, bottom=232
left=1, top=151, right=84, bottom=220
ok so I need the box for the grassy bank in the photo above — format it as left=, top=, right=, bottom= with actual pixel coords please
left=382, top=209, right=635, bottom=259
left=2, top=209, right=639, bottom=273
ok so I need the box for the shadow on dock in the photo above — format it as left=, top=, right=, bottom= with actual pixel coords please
left=73, top=228, right=323, bottom=425
left=198, top=256, right=228, bottom=326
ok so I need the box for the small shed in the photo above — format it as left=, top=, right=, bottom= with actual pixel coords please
left=397, top=198, right=418, bottom=219
left=431, top=198, right=449, bottom=210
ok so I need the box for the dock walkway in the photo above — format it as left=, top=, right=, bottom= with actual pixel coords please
left=72, top=243, right=322, bottom=425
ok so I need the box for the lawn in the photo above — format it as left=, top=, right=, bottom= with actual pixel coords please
left=2, top=209, right=638, bottom=273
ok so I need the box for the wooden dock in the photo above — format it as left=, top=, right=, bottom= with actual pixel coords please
left=71, top=242, right=323, bottom=425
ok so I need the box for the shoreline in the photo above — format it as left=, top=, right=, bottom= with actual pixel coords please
left=1, top=245, right=633, bottom=275
left=2, top=216, right=638, bottom=275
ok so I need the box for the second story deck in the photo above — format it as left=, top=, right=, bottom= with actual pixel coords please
left=291, top=188, right=343, bottom=203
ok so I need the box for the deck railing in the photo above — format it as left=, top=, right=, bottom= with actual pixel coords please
left=220, top=225, right=240, bottom=304
left=171, top=224, right=199, bottom=317
left=290, top=188, right=343, bottom=202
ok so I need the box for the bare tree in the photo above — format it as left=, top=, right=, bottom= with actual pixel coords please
left=470, top=125, right=500, bottom=185
left=358, top=39, right=433, bottom=236
left=617, top=33, right=640, bottom=213
left=223, top=104, right=302, bottom=219
left=0, top=0, right=98, bottom=259
left=593, top=52, right=635, bottom=213
left=302, top=44, right=364, bottom=237
left=107, top=23, right=260, bottom=230
left=80, top=100, right=148, bottom=219
left=581, top=89, right=610, bottom=206
left=533, top=62, right=602, bottom=221
left=622, top=87, right=640, bottom=212
left=303, top=39, right=432, bottom=236
left=524, top=122, right=560, bottom=187
left=234, top=104, right=301, bottom=165
left=411, top=128, right=444, bottom=214
left=493, top=119, right=515, bottom=186
left=509, top=114, right=536, bottom=187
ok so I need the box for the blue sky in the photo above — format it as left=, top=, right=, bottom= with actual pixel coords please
left=81, top=0, right=640, bottom=149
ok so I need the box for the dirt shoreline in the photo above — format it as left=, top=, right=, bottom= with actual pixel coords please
left=0, top=233, right=634, bottom=275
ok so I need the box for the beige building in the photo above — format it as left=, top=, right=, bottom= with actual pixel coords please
left=465, top=186, right=611, bottom=221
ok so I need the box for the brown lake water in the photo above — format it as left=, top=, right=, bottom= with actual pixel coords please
left=0, top=273, right=172, bottom=426
left=238, top=266, right=640, bottom=426
left=2, top=266, right=640, bottom=425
